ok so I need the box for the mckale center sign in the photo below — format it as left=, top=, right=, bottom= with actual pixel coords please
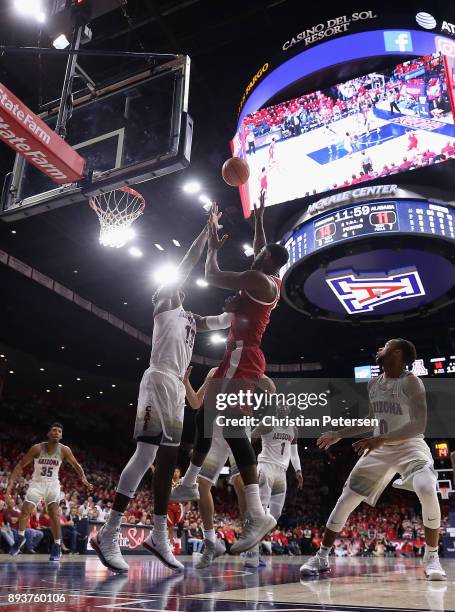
left=301, top=185, right=455, bottom=222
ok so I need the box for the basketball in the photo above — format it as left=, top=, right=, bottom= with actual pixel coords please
left=222, top=157, right=250, bottom=187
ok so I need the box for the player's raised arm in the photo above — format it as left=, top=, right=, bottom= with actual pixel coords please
left=205, top=221, right=275, bottom=300
left=62, top=446, right=93, bottom=490
left=174, top=203, right=223, bottom=287
left=6, top=444, right=40, bottom=496
left=253, top=190, right=266, bottom=256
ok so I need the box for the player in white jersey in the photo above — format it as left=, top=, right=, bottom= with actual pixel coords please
left=301, top=338, right=446, bottom=581
left=91, top=208, right=233, bottom=573
left=244, top=402, right=303, bottom=567
left=183, top=354, right=275, bottom=570
left=6, top=423, right=92, bottom=561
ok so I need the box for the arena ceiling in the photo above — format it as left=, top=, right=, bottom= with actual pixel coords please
left=0, top=0, right=454, bottom=399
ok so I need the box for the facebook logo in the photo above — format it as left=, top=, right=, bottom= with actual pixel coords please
left=383, top=31, right=413, bottom=53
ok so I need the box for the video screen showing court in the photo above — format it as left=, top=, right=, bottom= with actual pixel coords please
left=233, top=52, right=455, bottom=214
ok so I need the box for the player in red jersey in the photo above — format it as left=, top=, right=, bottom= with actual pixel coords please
left=171, top=195, right=289, bottom=554
left=168, top=468, right=184, bottom=551
left=407, top=131, right=419, bottom=152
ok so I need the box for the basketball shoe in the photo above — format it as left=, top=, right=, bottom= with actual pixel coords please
left=143, top=534, right=184, bottom=571
left=169, top=481, right=200, bottom=502
left=230, top=513, right=276, bottom=554
left=300, top=552, right=331, bottom=577
left=196, top=538, right=226, bottom=569
left=424, top=553, right=446, bottom=581
left=90, top=525, right=129, bottom=573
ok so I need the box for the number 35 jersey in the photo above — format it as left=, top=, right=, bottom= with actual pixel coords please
left=32, top=443, right=63, bottom=483
left=258, top=426, right=296, bottom=470
left=149, top=306, right=196, bottom=380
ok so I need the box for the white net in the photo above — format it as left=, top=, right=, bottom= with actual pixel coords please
left=89, top=186, right=145, bottom=248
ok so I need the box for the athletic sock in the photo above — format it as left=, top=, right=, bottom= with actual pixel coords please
left=105, top=509, right=123, bottom=533
left=203, top=528, right=216, bottom=544
left=318, top=544, right=331, bottom=558
left=18, top=531, right=25, bottom=537
left=244, top=484, right=265, bottom=518
left=181, top=463, right=201, bottom=487
left=54, top=539, right=61, bottom=545
left=152, top=514, right=168, bottom=541
left=425, top=544, right=439, bottom=557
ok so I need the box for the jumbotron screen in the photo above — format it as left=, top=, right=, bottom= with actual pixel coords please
left=232, top=53, right=455, bottom=215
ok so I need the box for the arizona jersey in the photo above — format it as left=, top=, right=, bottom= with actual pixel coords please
left=369, top=372, right=425, bottom=444
left=225, top=276, right=281, bottom=350
left=258, top=426, right=296, bottom=470
left=32, top=443, right=63, bottom=483
left=150, top=306, right=196, bottom=379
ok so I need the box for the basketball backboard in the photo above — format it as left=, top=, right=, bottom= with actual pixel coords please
left=1, top=55, right=192, bottom=221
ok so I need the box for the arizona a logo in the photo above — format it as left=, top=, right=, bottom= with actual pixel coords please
left=326, top=267, right=425, bottom=314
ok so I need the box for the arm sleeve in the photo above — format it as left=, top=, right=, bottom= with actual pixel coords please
left=290, top=444, right=301, bottom=472
left=205, top=312, right=234, bottom=330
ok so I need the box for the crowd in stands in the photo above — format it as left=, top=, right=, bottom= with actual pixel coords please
left=242, top=55, right=449, bottom=139
left=0, top=394, right=450, bottom=558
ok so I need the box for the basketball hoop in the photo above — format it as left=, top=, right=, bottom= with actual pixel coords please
left=89, top=186, right=145, bottom=248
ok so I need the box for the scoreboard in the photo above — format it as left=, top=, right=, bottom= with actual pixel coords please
left=283, top=200, right=455, bottom=275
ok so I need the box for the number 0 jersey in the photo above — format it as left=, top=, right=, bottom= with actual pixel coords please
left=32, top=443, right=63, bottom=483
left=369, top=371, right=425, bottom=445
left=258, top=426, right=296, bottom=470
left=149, top=306, right=196, bottom=380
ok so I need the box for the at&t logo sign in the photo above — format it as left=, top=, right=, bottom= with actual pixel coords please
left=415, top=12, right=437, bottom=30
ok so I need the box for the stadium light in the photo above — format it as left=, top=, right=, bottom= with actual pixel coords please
left=53, top=34, right=70, bottom=49
left=14, top=0, right=46, bottom=22
left=154, top=243, right=164, bottom=251
left=196, top=278, right=208, bottom=288
left=100, top=226, right=135, bottom=248
left=183, top=181, right=201, bottom=194
left=153, top=264, right=180, bottom=286
left=199, top=194, right=212, bottom=206
left=210, top=333, right=226, bottom=345
left=243, top=243, right=254, bottom=257
left=172, top=239, right=181, bottom=247
left=129, top=246, right=143, bottom=258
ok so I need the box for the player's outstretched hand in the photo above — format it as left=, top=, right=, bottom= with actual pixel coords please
left=209, top=201, right=223, bottom=231
left=296, top=470, right=304, bottom=489
left=317, top=431, right=340, bottom=450
left=352, top=436, right=385, bottom=456
left=253, top=190, right=266, bottom=219
left=82, top=478, right=93, bottom=490
left=207, top=218, right=228, bottom=251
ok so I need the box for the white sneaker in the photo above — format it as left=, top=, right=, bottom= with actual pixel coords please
left=169, top=481, right=200, bottom=502
left=230, top=513, right=276, bottom=554
left=142, top=534, right=184, bottom=572
left=300, top=553, right=330, bottom=577
left=424, top=554, right=447, bottom=581
left=90, top=526, right=129, bottom=573
left=196, top=539, right=226, bottom=569
left=244, top=544, right=260, bottom=568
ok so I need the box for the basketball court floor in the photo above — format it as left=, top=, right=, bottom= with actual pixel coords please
left=0, top=555, right=453, bottom=611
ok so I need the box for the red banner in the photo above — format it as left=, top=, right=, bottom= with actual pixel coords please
left=0, top=82, right=85, bottom=184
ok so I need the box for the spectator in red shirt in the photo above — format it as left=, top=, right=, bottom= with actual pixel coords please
left=407, top=132, right=418, bottom=151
